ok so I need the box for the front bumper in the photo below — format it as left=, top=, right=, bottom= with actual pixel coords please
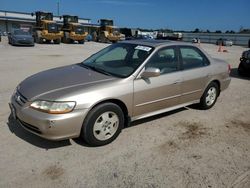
left=41, top=33, right=62, bottom=40
left=13, top=39, right=34, bottom=46
left=10, top=94, right=88, bottom=141
left=70, top=34, right=87, bottom=41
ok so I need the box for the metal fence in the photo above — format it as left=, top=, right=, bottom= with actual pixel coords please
left=181, top=33, right=250, bottom=46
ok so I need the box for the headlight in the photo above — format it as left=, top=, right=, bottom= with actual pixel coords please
left=30, top=100, right=76, bottom=114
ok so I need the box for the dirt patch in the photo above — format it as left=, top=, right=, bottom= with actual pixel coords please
left=158, top=140, right=179, bottom=155
left=230, top=120, right=250, bottom=133
left=178, top=121, right=208, bottom=140
left=42, top=164, right=64, bottom=180
left=191, top=154, right=202, bottom=160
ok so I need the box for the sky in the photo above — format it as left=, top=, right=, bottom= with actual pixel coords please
left=1, top=0, right=250, bottom=31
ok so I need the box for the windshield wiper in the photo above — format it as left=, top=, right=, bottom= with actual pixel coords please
left=90, top=66, right=113, bottom=76
left=80, top=63, right=91, bottom=69
left=80, top=63, right=112, bottom=76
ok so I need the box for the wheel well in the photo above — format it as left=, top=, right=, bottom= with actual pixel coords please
left=91, top=99, right=130, bottom=126
left=211, top=80, right=221, bottom=96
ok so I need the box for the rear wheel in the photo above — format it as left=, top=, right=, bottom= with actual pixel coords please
left=199, top=82, right=219, bottom=110
left=78, top=40, right=85, bottom=44
left=54, top=38, right=61, bottom=44
left=81, top=103, right=124, bottom=146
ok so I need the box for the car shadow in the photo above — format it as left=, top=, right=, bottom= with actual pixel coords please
left=6, top=107, right=192, bottom=148
left=230, top=68, right=250, bottom=80
left=127, top=107, right=187, bottom=128
left=11, top=45, right=34, bottom=47
left=7, top=114, right=71, bottom=149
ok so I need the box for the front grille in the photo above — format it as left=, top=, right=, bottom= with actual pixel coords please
left=14, top=91, right=28, bottom=106
left=18, top=119, right=42, bottom=134
left=18, top=40, right=31, bottom=44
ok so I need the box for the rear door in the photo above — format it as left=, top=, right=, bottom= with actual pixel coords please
left=178, top=46, right=210, bottom=104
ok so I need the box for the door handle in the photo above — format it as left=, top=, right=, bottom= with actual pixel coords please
left=173, top=80, right=182, bottom=84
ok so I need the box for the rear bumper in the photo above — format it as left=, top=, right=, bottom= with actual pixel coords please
left=221, top=77, right=231, bottom=91
left=240, top=61, right=250, bottom=70
left=10, top=95, right=88, bottom=141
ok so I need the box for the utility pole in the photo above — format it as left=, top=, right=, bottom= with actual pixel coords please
left=57, top=1, right=60, bottom=16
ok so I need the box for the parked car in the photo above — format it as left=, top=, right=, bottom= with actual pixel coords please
left=192, top=38, right=200, bottom=43
left=216, top=38, right=233, bottom=46
left=126, top=35, right=152, bottom=40
left=8, top=29, right=34, bottom=46
left=9, top=40, right=231, bottom=146
left=238, top=50, right=250, bottom=76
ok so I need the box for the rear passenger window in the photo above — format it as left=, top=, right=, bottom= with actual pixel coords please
left=180, top=47, right=209, bottom=70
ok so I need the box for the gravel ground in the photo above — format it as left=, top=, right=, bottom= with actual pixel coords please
left=0, top=37, right=250, bottom=188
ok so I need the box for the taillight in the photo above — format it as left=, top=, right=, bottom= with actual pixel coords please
left=228, top=64, right=231, bottom=74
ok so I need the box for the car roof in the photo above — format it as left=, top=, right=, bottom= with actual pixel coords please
left=119, top=40, right=195, bottom=48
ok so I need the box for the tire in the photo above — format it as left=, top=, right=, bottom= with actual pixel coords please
left=63, top=32, right=70, bottom=43
left=81, top=103, right=124, bottom=146
left=199, top=82, right=219, bottom=110
left=78, top=40, right=85, bottom=44
left=54, top=38, right=61, bottom=44
left=238, top=62, right=245, bottom=76
left=35, top=31, right=43, bottom=44
left=100, top=33, right=108, bottom=43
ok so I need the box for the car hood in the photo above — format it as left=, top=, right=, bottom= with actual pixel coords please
left=18, top=64, right=115, bottom=100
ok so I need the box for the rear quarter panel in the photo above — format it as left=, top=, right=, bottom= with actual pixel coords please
left=204, top=58, right=231, bottom=92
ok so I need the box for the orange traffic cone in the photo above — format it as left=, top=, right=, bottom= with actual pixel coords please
left=218, top=44, right=228, bottom=53
left=218, top=44, right=223, bottom=52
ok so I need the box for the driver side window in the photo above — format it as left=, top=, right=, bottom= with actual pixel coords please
left=146, top=47, right=178, bottom=74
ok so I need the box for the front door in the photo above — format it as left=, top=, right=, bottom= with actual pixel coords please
left=133, top=46, right=182, bottom=118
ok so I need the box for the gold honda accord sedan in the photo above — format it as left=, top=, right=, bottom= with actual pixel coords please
left=9, top=40, right=231, bottom=146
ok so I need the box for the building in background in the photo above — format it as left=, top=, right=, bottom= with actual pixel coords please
left=0, top=10, right=91, bottom=34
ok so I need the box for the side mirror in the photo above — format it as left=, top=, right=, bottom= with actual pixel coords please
left=141, top=67, right=160, bottom=78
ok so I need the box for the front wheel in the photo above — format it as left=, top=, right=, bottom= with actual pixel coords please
left=199, top=82, right=219, bottom=110
left=81, top=103, right=124, bottom=146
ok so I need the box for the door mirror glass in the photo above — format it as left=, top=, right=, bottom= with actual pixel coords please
left=141, top=67, right=160, bottom=78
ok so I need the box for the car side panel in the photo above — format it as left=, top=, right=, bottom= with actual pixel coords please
left=179, top=67, right=210, bottom=104
left=133, top=72, right=182, bottom=117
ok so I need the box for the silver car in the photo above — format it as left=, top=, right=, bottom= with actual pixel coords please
left=8, top=29, right=35, bottom=46
left=9, top=40, right=231, bottom=146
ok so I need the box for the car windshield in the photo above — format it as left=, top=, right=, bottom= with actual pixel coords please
left=14, top=30, right=29, bottom=35
left=75, top=26, right=84, bottom=34
left=82, top=43, right=154, bottom=78
left=47, top=23, right=58, bottom=32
